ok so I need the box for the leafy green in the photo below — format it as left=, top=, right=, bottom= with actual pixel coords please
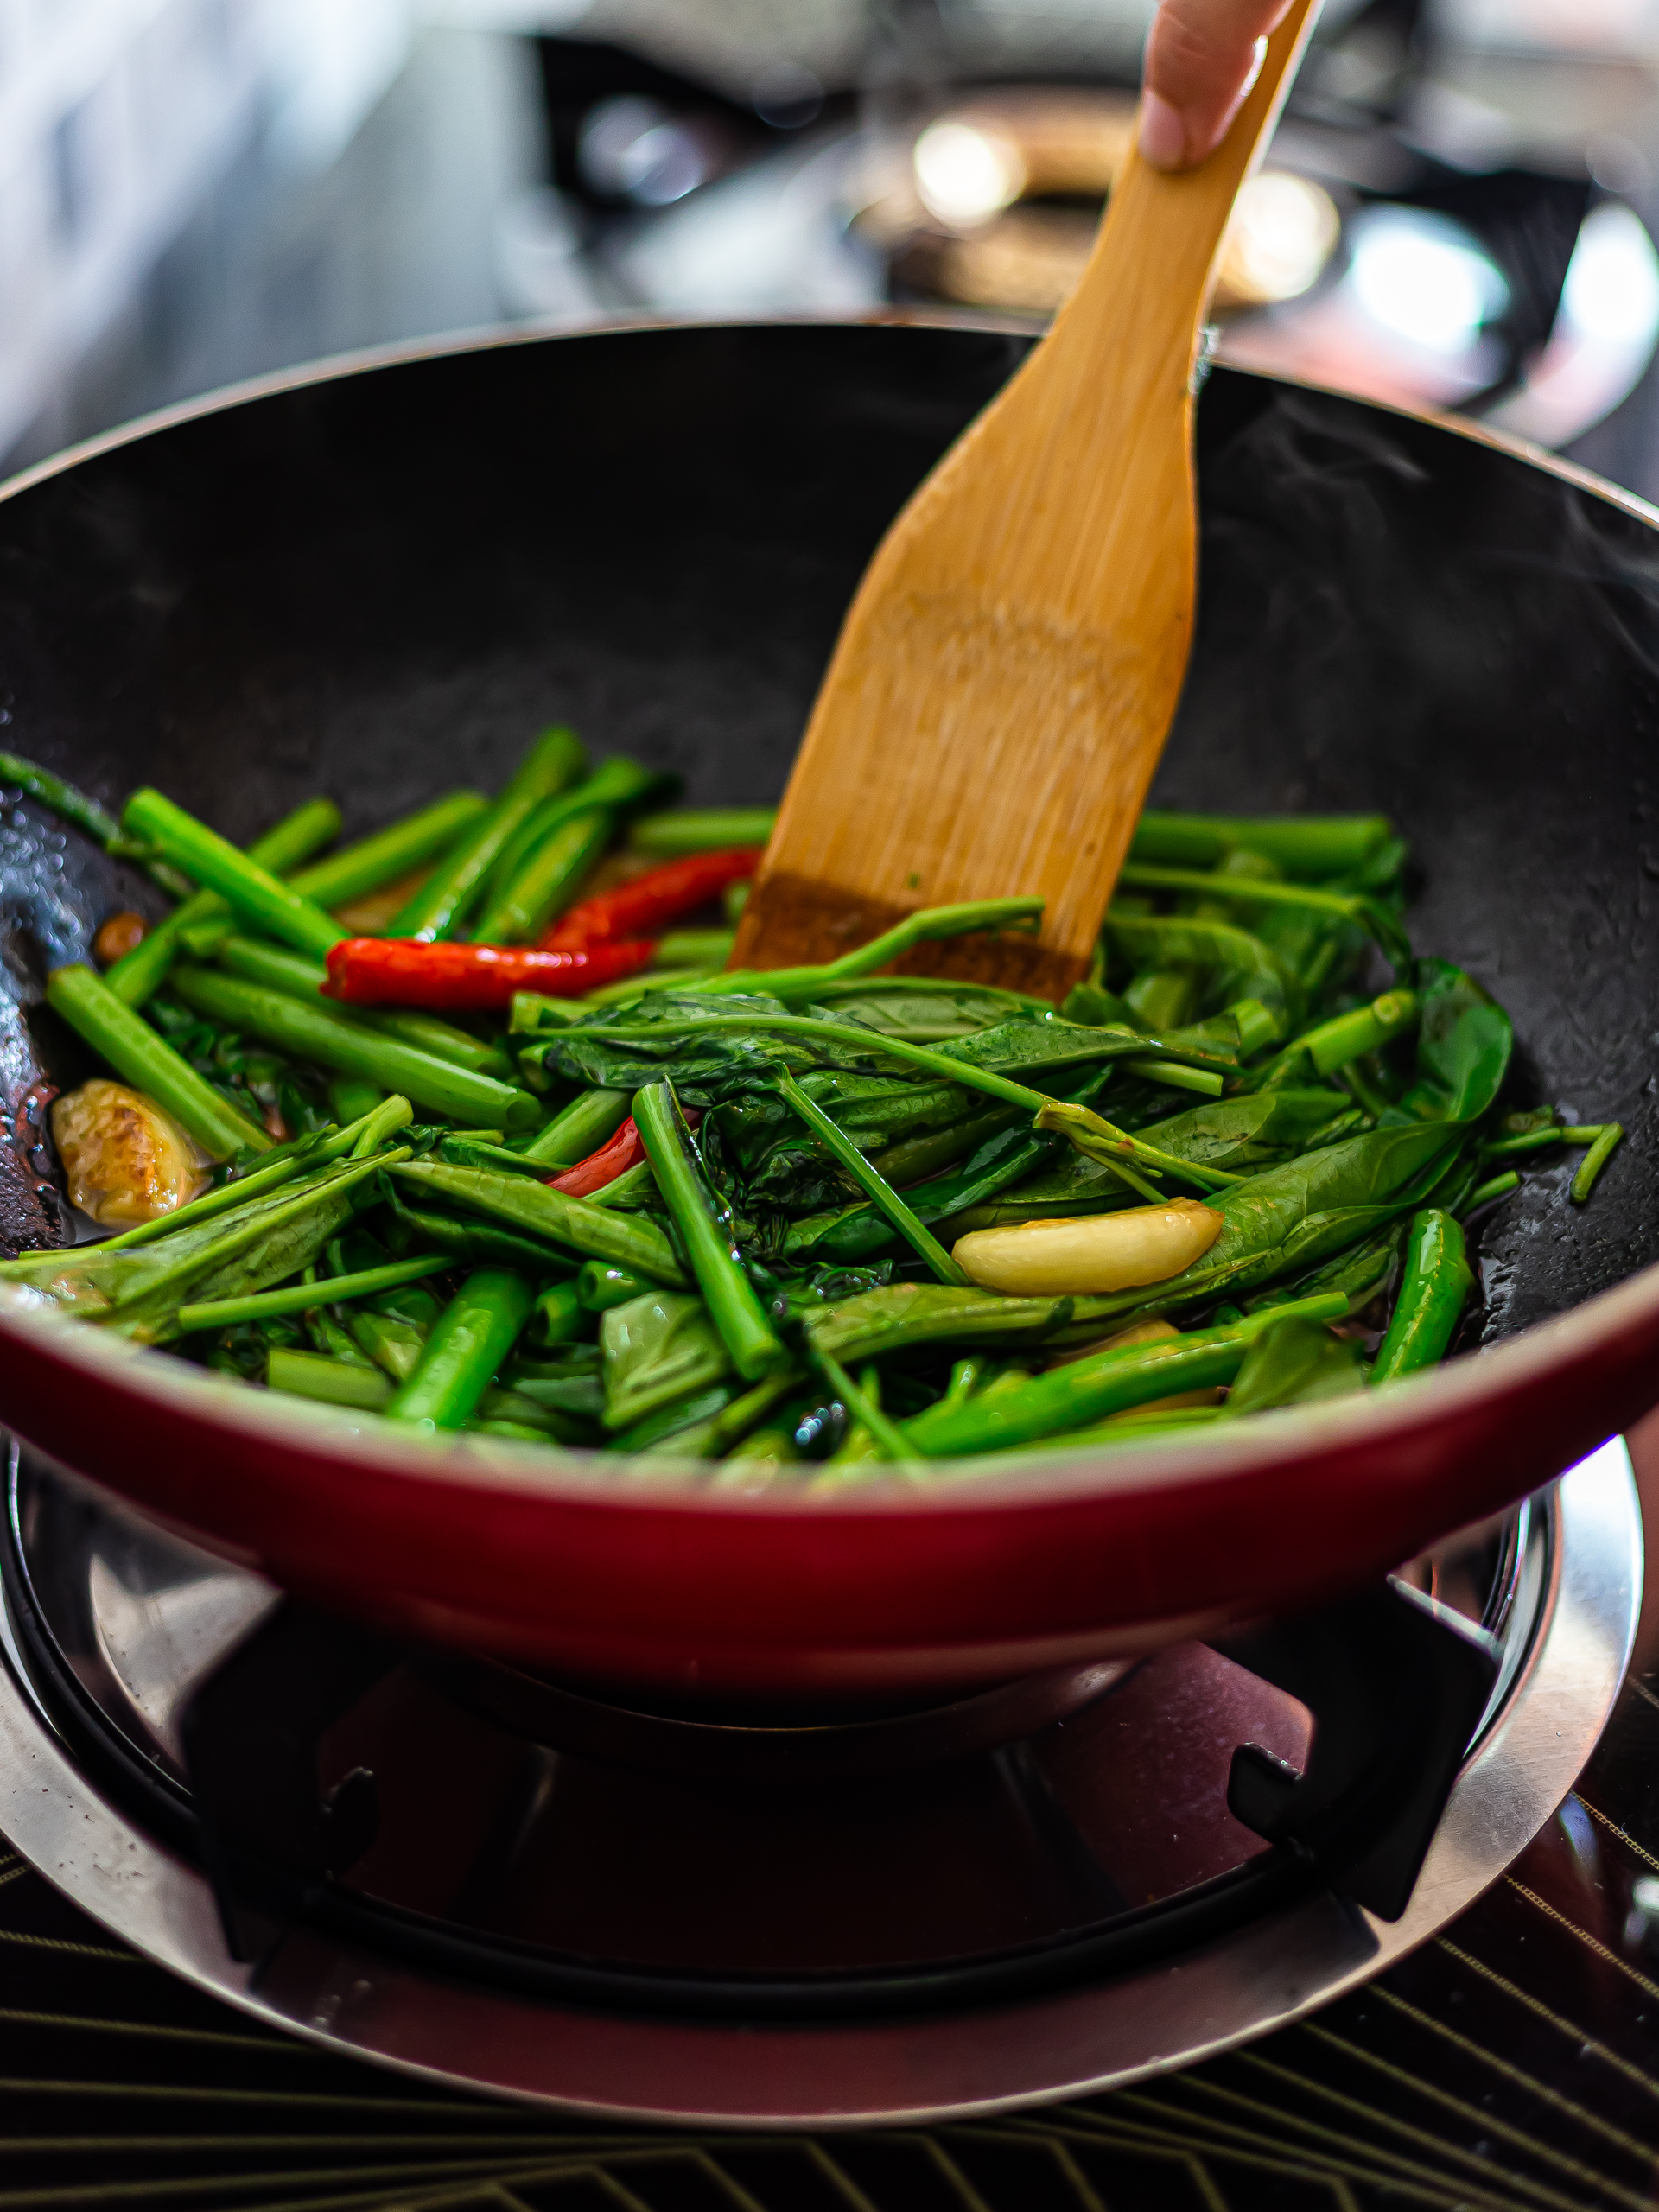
left=1224, top=1317, right=1367, bottom=1416
left=522, top=990, right=868, bottom=1102
left=1105, top=914, right=1302, bottom=1023
left=600, top=1289, right=732, bottom=1432
left=1382, top=958, right=1512, bottom=1126
left=1050, top=1119, right=1464, bottom=1327
left=803, top=978, right=1046, bottom=1038
left=804, top=1282, right=1077, bottom=1366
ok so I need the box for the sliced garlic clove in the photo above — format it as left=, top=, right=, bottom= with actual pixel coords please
left=51, top=1078, right=211, bottom=1227
left=951, top=1198, right=1224, bottom=1296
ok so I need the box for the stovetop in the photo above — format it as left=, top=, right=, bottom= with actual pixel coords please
left=0, top=1430, right=1644, bottom=2201
left=0, top=1654, right=1656, bottom=2206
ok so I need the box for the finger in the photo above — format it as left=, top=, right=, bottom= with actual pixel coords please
left=1138, top=0, right=1293, bottom=171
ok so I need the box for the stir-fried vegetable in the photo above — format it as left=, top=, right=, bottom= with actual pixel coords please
left=0, top=730, right=1623, bottom=1482
left=51, top=1080, right=209, bottom=1227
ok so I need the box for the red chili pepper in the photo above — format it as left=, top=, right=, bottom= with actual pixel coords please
left=550, top=1106, right=700, bottom=1197
left=540, top=848, right=760, bottom=951
left=323, top=937, right=658, bottom=1011
left=551, top=1117, right=645, bottom=1195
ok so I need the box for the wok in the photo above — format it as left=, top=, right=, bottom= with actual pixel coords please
left=0, top=316, right=1653, bottom=1699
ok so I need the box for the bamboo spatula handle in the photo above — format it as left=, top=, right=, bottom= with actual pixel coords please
left=731, top=0, right=1321, bottom=995
left=1036, top=0, right=1321, bottom=409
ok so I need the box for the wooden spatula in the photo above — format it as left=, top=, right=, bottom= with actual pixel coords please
left=730, top=0, right=1320, bottom=1001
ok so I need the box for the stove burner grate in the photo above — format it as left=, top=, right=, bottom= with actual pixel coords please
left=0, top=1441, right=1637, bottom=2124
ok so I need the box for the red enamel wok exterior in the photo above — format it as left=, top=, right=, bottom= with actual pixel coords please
left=0, top=315, right=1652, bottom=1698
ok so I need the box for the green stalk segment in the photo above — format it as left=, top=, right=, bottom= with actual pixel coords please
left=1369, top=1211, right=1472, bottom=1384
left=289, top=791, right=488, bottom=912
left=390, top=1160, right=685, bottom=1283
left=269, top=1348, right=392, bottom=1409
left=1122, top=1058, right=1224, bottom=1096
left=713, top=898, right=1044, bottom=1003
left=1128, top=812, right=1394, bottom=879
left=1303, top=989, right=1420, bottom=1075
left=1481, top=1128, right=1564, bottom=1159
left=581, top=969, right=711, bottom=1007
left=629, top=808, right=776, bottom=855
left=578, top=1261, right=652, bottom=1311
left=1570, top=1124, right=1623, bottom=1204
left=902, top=1292, right=1348, bottom=1459
left=45, top=963, right=270, bottom=1162
left=772, top=1066, right=966, bottom=1284
left=1032, top=1101, right=1243, bottom=1192
left=520, top=1088, right=631, bottom=1167
left=0, top=752, right=121, bottom=847
left=531, top=1280, right=586, bottom=1344
left=810, top=1346, right=911, bottom=1463
left=179, top=1253, right=448, bottom=1332
left=480, top=758, right=658, bottom=907
left=471, top=808, right=610, bottom=945
left=122, top=789, right=347, bottom=962
left=391, top=728, right=586, bottom=940
left=105, top=798, right=342, bottom=1008
left=385, top=1268, right=537, bottom=1428
left=657, top=931, right=734, bottom=969
left=214, top=935, right=511, bottom=1077
left=470, top=758, right=666, bottom=944
left=1114, top=866, right=1411, bottom=969
left=1464, top=1170, right=1520, bottom=1211
left=168, top=963, right=537, bottom=1128
left=631, top=1081, right=788, bottom=1381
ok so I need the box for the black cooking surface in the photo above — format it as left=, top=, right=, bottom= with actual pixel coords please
left=0, top=1657, right=1653, bottom=2206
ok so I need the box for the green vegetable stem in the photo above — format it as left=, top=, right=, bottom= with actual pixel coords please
left=631, top=1080, right=788, bottom=1381
left=105, top=798, right=341, bottom=1008
left=629, top=808, right=776, bottom=855
left=386, top=1269, right=537, bottom=1429
left=391, top=728, right=587, bottom=940
left=771, top=1065, right=966, bottom=1284
left=0, top=752, right=122, bottom=849
left=902, top=1293, right=1349, bottom=1458
left=1128, top=812, right=1394, bottom=879
left=289, top=791, right=488, bottom=912
left=390, top=1160, right=685, bottom=1283
left=168, top=963, right=537, bottom=1128
left=713, top=898, right=1044, bottom=1003
left=521, top=1087, right=631, bottom=1167
left=45, top=963, right=271, bottom=1162
left=470, top=758, right=666, bottom=944
left=214, top=935, right=512, bottom=1077
left=269, top=1348, right=392, bottom=1409
left=179, top=1252, right=448, bottom=1333
left=121, top=789, right=347, bottom=962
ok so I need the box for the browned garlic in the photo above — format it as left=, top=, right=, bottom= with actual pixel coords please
left=50, top=1078, right=210, bottom=1227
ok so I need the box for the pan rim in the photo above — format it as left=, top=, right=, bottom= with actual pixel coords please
left=4, top=304, right=1658, bottom=541
left=1, top=1236, right=1653, bottom=1520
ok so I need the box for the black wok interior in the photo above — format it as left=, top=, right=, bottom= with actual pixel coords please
left=0, top=319, right=1652, bottom=1338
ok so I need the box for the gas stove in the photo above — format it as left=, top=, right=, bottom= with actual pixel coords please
left=0, top=1437, right=1637, bottom=2133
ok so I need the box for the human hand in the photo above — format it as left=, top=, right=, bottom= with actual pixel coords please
left=1138, top=0, right=1296, bottom=171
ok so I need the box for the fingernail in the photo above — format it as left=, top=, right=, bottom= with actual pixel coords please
left=1138, top=90, right=1186, bottom=171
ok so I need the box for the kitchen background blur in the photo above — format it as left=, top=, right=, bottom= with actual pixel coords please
left=3, top=0, right=1659, bottom=498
